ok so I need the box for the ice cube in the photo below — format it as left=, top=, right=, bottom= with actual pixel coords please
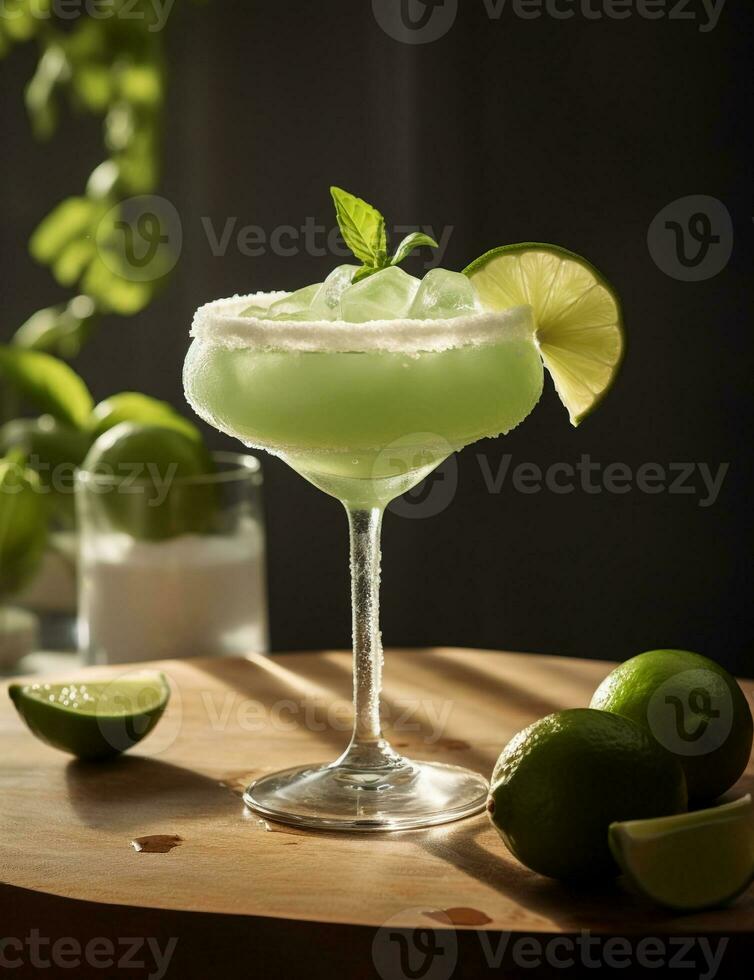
left=408, top=269, right=479, bottom=320
left=265, top=283, right=322, bottom=319
left=340, top=267, right=421, bottom=323
left=310, top=265, right=360, bottom=320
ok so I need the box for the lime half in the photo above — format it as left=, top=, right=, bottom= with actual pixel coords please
left=609, top=795, right=754, bottom=911
left=8, top=671, right=170, bottom=760
left=465, top=244, right=624, bottom=425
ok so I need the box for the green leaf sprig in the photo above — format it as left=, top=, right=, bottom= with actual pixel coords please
left=330, top=187, right=438, bottom=283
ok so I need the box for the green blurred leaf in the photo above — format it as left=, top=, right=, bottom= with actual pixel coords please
left=25, top=44, right=69, bottom=139
left=72, top=64, right=113, bottom=113
left=2, top=1, right=40, bottom=43
left=82, top=255, right=155, bottom=315
left=105, top=102, right=136, bottom=153
left=0, top=451, right=49, bottom=599
left=12, top=307, right=60, bottom=348
left=8, top=0, right=172, bottom=367
left=13, top=297, right=98, bottom=358
left=0, top=346, right=94, bottom=428
left=119, top=65, right=162, bottom=108
left=118, top=152, right=158, bottom=195
left=63, top=18, right=109, bottom=64
left=30, top=197, right=97, bottom=265
left=86, top=160, right=120, bottom=200
left=53, top=239, right=96, bottom=287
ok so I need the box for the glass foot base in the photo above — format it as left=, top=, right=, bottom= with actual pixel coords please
left=243, top=758, right=489, bottom=831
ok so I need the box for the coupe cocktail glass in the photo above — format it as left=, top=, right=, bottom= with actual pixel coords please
left=184, top=294, right=543, bottom=830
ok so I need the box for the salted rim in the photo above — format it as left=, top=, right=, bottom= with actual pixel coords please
left=190, top=292, right=535, bottom=353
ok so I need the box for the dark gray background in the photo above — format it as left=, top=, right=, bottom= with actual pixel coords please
left=1, top=1, right=752, bottom=671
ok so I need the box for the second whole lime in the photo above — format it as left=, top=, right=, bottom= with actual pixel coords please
left=590, top=649, right=753, bottom=803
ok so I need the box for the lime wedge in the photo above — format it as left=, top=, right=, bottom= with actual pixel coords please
left=8, top=671, right=170, bottom=761
left=464, top=244, right=624, bottom=425
left=609, top=795, right=754, bottom=911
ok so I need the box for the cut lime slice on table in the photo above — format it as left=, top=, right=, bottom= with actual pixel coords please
left=8, top=672, right=170, bottom=761
left=465, top=244, right=624, bottom=425
left=609, top=795, right=754, bottom=912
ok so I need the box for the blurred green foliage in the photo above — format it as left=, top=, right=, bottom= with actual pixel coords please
left=0, top=342, right=203, bottom=551
left=0, top=345, right=94, bottom=428
left=0, top=0, right=178, bottom=356
left=0, top=448, right=49, bottom=599
left=1, top=3, right=211, bottom=595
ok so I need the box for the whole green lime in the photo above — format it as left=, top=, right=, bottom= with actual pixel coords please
left=0, top=453, right=49, bottom=597
left=89, top=392, right=201, bottom=443
left=81, top=422, right=215, bottom=541
left=590, top=650, right=753, bottom=803
left=488, top=708, right=687, bottom=880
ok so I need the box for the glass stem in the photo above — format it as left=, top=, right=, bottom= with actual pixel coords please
left=336, top=505, right=402, bottom=771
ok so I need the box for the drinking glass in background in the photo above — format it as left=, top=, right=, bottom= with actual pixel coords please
left=76, top=452, right=267, bottom=664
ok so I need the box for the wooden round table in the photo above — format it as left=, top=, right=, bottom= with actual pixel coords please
left=1, top=649, right=752, bottom=978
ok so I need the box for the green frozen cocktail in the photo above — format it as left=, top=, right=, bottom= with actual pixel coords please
left=185, top=296, right=542, bottom=507
left=183, top=188, right=624, bottom=831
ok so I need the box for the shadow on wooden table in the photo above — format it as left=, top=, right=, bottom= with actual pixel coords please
left=191, top=653, right=501, bottom=772
left=404, top=650, right=565, bottom=721
left=417, top=809, right=754, bottom=938
left=65, top=756, right=236, bottom=831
